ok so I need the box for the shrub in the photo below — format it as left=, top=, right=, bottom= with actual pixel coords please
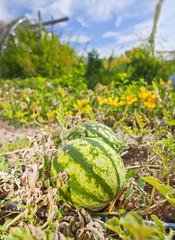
left=125, top=44, right=162, bottom=84
left=0, top=22, right=78, bottom=79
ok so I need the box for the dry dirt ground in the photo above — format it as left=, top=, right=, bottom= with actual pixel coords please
left=0, top=121, right=41, bottom=143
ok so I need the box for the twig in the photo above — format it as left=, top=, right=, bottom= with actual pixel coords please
left=146, top=187, right=155, bottom=213
left=0, top=149, right=21, bottom=156
left=136, top=199, right=167, bottom=215
left=93, top=212, right=119, bottom=216
left=6, top=211, right=26, bottom=229
left=149, top=199, right=167, bottom=210
left=125, top=164, right=161, bottom=170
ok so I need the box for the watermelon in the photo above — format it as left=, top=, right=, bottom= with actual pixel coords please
left=51, top=137, right=125, bottom=211
left=68, top=121, right=121, bottom=151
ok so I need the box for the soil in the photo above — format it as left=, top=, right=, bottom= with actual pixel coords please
left=0, top=121, right=41, bottom=143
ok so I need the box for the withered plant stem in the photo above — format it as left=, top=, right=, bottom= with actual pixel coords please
left=0, top=149, right=21, bottom=156
left=108, top=187, right=124, bottom=212
left=6, top=211, right=26, bottom=229
left=125, top=164, right=161, bottom=170
left=136, top=199, right=167, bottom=215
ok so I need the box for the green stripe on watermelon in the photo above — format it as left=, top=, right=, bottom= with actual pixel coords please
left=68, top=121, right=121, bottom=151
left=82, top=137, right=121, bottom=193
left=62, top=142, right=115, bottom=199
left=51, top=137, right=125, bottom=211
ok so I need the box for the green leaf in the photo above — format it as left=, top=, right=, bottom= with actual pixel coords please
left=151, top=214, right=175, bottom=239
left=125, top=170, right=135, bottom=180
left=10, top=227, right=34, bottom=240
left=44, top=178, right=50, bottom=188
left=120, top=213, right=158, bottom=240
left=0, top=219, right=11, bottom=231
left=41, top=137, right=45, bottom=150
left=142, top=177, right=175, bottom=207
left=137, top=173, right=145, bottom=189
left=105, top=217, right=120, bottom=234
left=42, top=230, right=54, bottom=240
left=126, top=188, right=134, bottom=200
left=105, top=213, right=161, bottom=240
left=43, top=155, right=48, bottom=171
left=0, top=159, right=8, bottom=172
left=57, top=195, right=64, bottom=201
left=151, top=215, right=166, bottom=234
left=15, top=157, right=20, bottom=168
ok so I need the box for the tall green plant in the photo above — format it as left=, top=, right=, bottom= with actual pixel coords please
left=85, top=49, right=104, bottom=89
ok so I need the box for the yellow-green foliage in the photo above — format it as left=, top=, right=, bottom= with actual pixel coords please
left=0, top=76, right=174, bottom=126
left=0, top=23, right=79, bottom=78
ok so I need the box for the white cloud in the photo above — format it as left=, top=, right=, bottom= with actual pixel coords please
left=76, top=17, right=89, bottom=28
left=46, top=0, right=73, bottom=18
left=102, top=30, right=138, bottom=44
left=102, top=31, right=120, bottom=39
left=115, top=16, right=123, bottom=27
left=117, top=33, right=138, bottom=44
left=83, top=0, right=135, bottom=22
left=62, top=34, right=91, bottom=43
left=0, top=0, right=13, bottom=19
left=131, top=19, right=153, bottom=43
left=134, top=19, right=153, bottom=34
left=96, top=42, right=136, bottom=58
left=103, top=18, right=153, bottom=46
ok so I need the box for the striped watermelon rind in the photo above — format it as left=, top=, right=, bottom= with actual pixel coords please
left=51, top=137, right=125, bottom=211
left=68, top=121, right=122, bottom=150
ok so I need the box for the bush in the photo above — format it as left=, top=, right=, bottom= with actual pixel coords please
left=0, top=22, right=78, bottom=79
left=125, top=44, right=162, bottom=84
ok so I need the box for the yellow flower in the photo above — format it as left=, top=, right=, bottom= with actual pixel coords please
left=73, top=99, right=89, bottom=112
left=73, top=99, right=89, bottom=110
left=38, top=116, right=44, bottom=123
left=31, top=112, right=39, bottom=119
left=139, top=86, right=153, bottom=100
left=83, top=105, right=92, bottom=113
left=160, top=78, right=165, bottom=85
left=65, top=110, right=73, bottom=115
left=47, top=110, right=56, bottom=122
left=138, top=114, right=148, bottom=122
left=143, top=101, right=156, bottom=109
left=20, top=118, right=28, bottom=123
left=58, top=86, right=66, bottom=97
left=31, top=101, right=36, bottom=111
left=78, top=105, right=92, bottom=114
left=152, top=81, right=158, bottom=89
left=139, top=91, right=152, bottom=100
left=108, top=96, right=119, bottom=107
left=22, top=89, right=27, bottom=101
left=168, top=80, right=172, bottom=85
left=79, top=99, right=89, bottom=106
left=126, top=95, right=138, bottom=105
left=151, top=94, right=158, bottom=99
left=140, top=86, right=146, bottom=92
left=98, top=96, right=108, bottom=106
left=117, top=100, right=126, bottom=106
left=143, top=94, right=158, bottom=109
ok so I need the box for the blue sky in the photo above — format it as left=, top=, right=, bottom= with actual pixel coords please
left=0, top=0, right=175, bottom=58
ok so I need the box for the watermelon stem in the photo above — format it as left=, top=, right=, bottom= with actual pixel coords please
left=108, top=186, right=124, bottom=212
